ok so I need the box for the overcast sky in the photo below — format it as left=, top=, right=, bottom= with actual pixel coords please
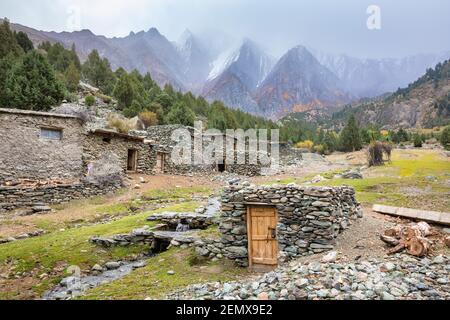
left=1, top=0, right=449, bottom=58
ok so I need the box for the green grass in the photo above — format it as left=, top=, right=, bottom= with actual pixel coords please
left=313, top=150, right=450, bottom=211
left=79, top=248, right=247, bottom=300
left=0, top=201, right=200, bottom=298
left=142, top=186, right=212, bottom=200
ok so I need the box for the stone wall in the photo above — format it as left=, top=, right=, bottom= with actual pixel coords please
left=83, top=133, right=154, bottom=175
left=218, top=184, right=362, bottom=267
left=0, top=110, right=85, bottom=183
left=0, top=180, right=122, bottom=212
left=133, top=126, right=263, bottom=176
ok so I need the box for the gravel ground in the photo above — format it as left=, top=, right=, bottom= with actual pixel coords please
left=168, top=254, right=450, bottom=300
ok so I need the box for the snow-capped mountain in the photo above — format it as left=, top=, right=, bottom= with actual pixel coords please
left=311, top=49, right=450, bottom=98
left=256, top=46, right=351, bottom=119
left=202, top=39, right=274, bottom=113
left=8, top=19, right=450, bottom=120
left=177, top=29, right=213, bottom=93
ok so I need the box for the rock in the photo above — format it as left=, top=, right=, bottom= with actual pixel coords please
left=139, top=177, right=147, bottom=183
left=195, top=247, right=209, bottom=257
left=105, top=262, right=121, bottom=270
left=92, top=264, right=103, bottom=272
left=381, top=291, right=395, bottom=300
left=134, top=184, right=141, bottom=189
left=322, top=251, right=338, bottom=263
left=167, top=270, right=175, bottom=275
left=32, top=205, right=51, bottom=213
left=380, top=262, right=396, bottom=272
left=432, top=255, right=445, bottom=264
left=340, top=170, right=363, bottom=179
left=257, top=292, right=269, bottom=300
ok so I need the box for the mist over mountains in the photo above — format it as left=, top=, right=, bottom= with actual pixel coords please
left=8, top=19, right=450, bottom=119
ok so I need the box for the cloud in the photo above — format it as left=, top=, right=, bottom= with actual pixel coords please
left=1, top=0, right=449, bottom=58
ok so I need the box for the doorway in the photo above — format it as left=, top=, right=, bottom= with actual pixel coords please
left=156, top=152, right=166, bottom=173
left=246, top=205, right=278, bottom=267
left=127, top=149, right=137, bottom=171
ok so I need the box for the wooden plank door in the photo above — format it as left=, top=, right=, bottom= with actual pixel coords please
left=247, top=206, right=278, bottom=266
left=127, top=149, right=137, bottom=171
left=156, top=152, right=164, bottom=173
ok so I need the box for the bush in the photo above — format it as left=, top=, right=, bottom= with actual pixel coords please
left=413, top=134, right=423, bottom=148
left=139, top=111, right=158, bottom=128
left=313, top=144, right=326, bottom=155
left=295, top=140, right=314, bottom=150
left=85, top=95, right=95, bottom=107
left=107, top=115, right=135, bottom=134
left=440, top=126, right=450, bottom=150
left=368, top=141, right=392, bottom=167
left=96, top=93, right=112, bottom=104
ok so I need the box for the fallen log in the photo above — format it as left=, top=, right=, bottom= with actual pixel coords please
left=380, top=222, right=433, bottom=257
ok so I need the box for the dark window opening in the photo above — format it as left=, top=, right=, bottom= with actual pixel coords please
left=102, top=137, right=111, bottom=143
left=40, top=128, right=62, bottom=140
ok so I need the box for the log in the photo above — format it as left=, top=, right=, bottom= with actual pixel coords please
left=381, top=222, right=432, bottom=257
left=380, top=234, right=400, bottom=246
left=405, top=237, right=430, bottom=257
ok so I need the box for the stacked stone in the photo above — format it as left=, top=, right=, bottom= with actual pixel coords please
left=219, top=183, right=362, bottom=266
left=146, top=212, right=215, bottom=230
left=0, top=180, right=121, bottom=212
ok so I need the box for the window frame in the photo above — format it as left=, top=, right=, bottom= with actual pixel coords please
left=40, top=127, right=63, bottom=141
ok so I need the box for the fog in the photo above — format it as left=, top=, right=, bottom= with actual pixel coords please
left=1, top=0, right=449, bottom=58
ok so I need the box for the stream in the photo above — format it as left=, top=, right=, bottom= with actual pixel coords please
left=42, top=197, right=222, bottom=300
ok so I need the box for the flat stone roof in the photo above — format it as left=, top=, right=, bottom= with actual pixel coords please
left=0, top=108, right=81, bottom=119
left=89, top=129, right=146, bottom=142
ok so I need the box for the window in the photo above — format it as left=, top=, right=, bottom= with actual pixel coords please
left=40, top=128, right=62, bottom=140
left=102, top=137, right=111, bottom=143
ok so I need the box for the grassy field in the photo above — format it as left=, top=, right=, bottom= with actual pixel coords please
left=314, top=149, right=450, bottom=211
left=0, top=201, right=199, bottom=299
left=80, top=248, right=247, bottom=300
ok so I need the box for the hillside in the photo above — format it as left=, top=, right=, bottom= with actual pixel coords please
left=330, top=60, right=450, bottom=129
left=5, top=18, right=449, bottom=120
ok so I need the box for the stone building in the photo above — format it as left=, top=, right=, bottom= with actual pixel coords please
left=195, top=183, right=362, bottom=267
left=0, top=108, right=155, bottom=211
left=134, top=125, right=270, bottom=176
left=0, top=108, right=154, bottom=185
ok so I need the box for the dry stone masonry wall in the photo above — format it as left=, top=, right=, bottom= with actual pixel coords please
left=219, top=184, right=363, bottom=267
left=0, top=110, right=85, bottom=183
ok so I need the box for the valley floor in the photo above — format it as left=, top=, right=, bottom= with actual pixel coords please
left=0, top=149, right=449, bottom=300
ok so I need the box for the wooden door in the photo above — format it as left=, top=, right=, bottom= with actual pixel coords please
left=127, top=149, right=137, bottom=171
left=156, top=152, right=165, bottom=173
left=247, top=206, right=278, bottom=266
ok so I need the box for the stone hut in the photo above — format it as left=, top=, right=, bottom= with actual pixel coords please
left=0, top=108, right=154, bottom=211
left=0, top=108, right=86, bottom=183
left=134, top=125, right=267, bottom=176
left=203, top=183, right=362, bottom=267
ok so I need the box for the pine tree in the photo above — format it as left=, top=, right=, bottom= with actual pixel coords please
left=2, top=50, right=64, bottom=110
left=166, top=102, right=195, bottom=126
left=0, top=20, right=23, bottom=59
left=82, top=49, right=116, bottom=94
left=440, top=126, right=450, bottom=150
left=14, top=31, right=33, bottom=52
left=339, top=115, right=362, bottom=152
left=64, top=61, right=80, bottom=92
left=113, top=73, right=134, bottom=109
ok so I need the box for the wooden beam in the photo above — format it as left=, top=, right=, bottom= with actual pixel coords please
left=373, top=204, right=450, bottom=226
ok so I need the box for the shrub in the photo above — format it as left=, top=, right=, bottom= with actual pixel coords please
left=313, top=144, right=326, bottom=155
left=96, top=93, right=112, bottom=104
left=107, top=115, right=134, bottom=134
left=139, top=111, right=158, bottom=128
left=85, top=95, right=95, bottom=107
left=440, top=126, right=450, bottom=150
left=368, top=141, right=392, bottom=166
left=413, top=134, right=423, bottom=148
left=295, top=140, right=314, bottom=150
